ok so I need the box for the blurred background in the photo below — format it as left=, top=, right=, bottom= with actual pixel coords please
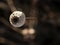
left=0, top=0, right=60, bottom=45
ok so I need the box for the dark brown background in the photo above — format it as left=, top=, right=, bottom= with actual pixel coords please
left=0, top=0, right=60, bottom=45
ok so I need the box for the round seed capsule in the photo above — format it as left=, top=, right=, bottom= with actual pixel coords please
left=9, top=11, right=26, bottom=27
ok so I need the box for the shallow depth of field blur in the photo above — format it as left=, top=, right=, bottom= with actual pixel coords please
left=0, top=0, right=60, bottom=45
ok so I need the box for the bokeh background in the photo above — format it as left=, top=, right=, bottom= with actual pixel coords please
left=0, top=0, right=60, bottom=45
